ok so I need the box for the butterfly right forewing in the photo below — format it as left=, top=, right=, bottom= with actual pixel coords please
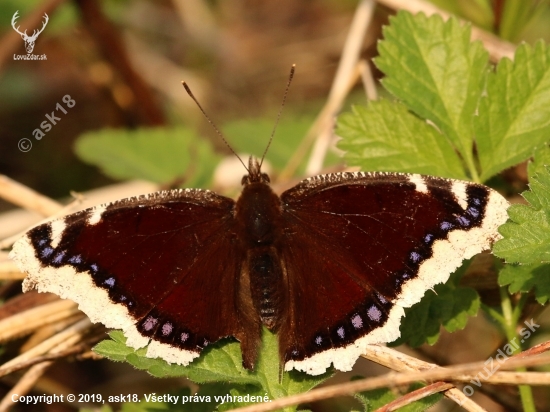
left=278, top=171, right=508, bottom=375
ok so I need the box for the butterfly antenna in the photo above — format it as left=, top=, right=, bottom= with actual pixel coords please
left=182, top=81, right=248, bottom=171
left=259, top=64, right=296, bottom=169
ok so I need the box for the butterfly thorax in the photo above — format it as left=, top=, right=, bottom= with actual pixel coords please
left=236, top=165, right=286, bottom=330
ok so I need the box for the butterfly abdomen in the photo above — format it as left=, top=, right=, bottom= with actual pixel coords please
left=236, top=180, right=286, bottom=330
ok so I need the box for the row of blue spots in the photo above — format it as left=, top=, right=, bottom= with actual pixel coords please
left=407, top=195, right=483, bottom=271
left=313, top=295, right=387, bottom=348
left=140, top=315, right=209, bottom=349
left=32, top=227, right=136, bottom=311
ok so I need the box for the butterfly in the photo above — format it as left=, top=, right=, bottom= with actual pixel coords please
left=10, top=155, right=508, bottom=375
left=10, top=65, right=509, bottom=375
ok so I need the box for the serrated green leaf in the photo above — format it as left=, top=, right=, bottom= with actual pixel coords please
left=337, top=100, right=466, bottom=178
left=391, top=262, right=480, bottom=347
left=493, top=166, right=550, bottom=263
left=74, top=127, right=220, bottom=187
left=94, top=327, right=331, bottom=410
left=499, top=263, right=550, bottom=304
left=476, top=41, right=550, bottom=181
left=94, top=332, right=257, bottom=384
left=375, top=11, right=488, bottom=178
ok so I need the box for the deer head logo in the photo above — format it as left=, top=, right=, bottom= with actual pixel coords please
left=12, top=11, right=49, bottom=54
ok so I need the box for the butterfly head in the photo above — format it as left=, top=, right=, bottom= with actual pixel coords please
left=242, top=156, right=270, bottom=185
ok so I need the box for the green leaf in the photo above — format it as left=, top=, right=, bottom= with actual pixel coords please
left=499, top=263, right=550, bottom=304
left=476, top=41, right=550, bottom=181
left=94, top=328, right=331, bottom=410
left=74, top=127, right=220, bottom=187
left=353, top=383, right=395, bottom=412
left=337, top=100, right=466, bottom=179
left=375, top=11, right=488, bottom=179
left=391, top=263, right=480, bottom=347
left=493, top=166, right=550, bottom=263
left=94, top=331, right=257, bottom=384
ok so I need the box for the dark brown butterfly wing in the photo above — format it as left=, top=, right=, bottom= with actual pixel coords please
left=278, top=172, right=508, bottom=375
left=12, top=189, right=261, bottom=368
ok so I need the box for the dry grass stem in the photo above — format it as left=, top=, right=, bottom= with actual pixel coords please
left=305, top=0, right=376, bottom=176
left=0, top=175, right=62, bottom=217
left=443, top=389, right=489, bottom=412
left=231, top=352, right=550, bottom=412
left=0, top=299, right=79, bottom=342
left=21, top=314, right=86, bottom=352
left=0, top=317, right=90, bottom=376
left=0, top=361, right=54, bottom=412
left=358, top=59, right=378, bottom=101
left=280, top=0, right=375, bottom=180
left=0, top=319, right=91, bottom=411
left=0, top=194, right=83, bottom=250
left=363, top=343, right=550, bottom=385
left=362, top=345, right=475, bottom=408
left=0, top=260, right=24, bottom=280
left=0, top=344, right=87, bottom=379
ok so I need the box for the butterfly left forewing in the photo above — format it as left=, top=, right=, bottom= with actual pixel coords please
left=11, top=188, right=261, bottom=368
